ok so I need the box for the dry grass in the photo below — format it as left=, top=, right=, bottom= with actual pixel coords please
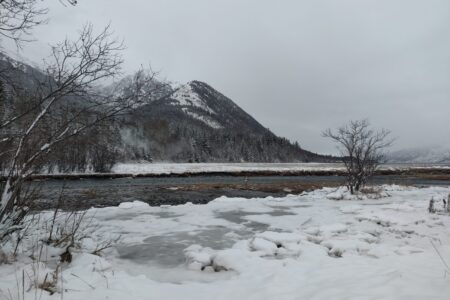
left=170, top=181, right=342, bottom=194
left=360, top=186, right=383, bottom=194
left=81, top=189, right=97, bottom=199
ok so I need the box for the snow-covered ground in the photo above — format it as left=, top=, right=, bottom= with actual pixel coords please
left=112, top=162, right=450, bottom=175
left=111, top=162, right=346, bottom=174
left=1, top=185, right=450, bottom=299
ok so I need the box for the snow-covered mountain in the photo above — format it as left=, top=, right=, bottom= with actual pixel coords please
left=170, top=83, right=223, bottom=129
left=121, top=80, right=333, bottom=162
left=0, top=51, right=335, bottom=166
left=387, top=146, right=450, bottom=164
left=165, top=81, right=269, bottom=132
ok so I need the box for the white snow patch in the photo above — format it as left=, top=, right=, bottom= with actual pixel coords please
left=111, top=162, right=346, bottom=175
left=118, top=200, right=149, bottom=209
left=111, top=162, right=450, bottom=176
left=171, top=84, right=216, bottom=114
left=182, top=108, right=222, bottom=129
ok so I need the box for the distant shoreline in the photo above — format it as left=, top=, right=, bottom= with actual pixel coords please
left=5, top=163, right=450, bottom=181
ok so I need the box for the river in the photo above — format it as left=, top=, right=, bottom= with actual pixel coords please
left=31, top=174, right=450, bottom=210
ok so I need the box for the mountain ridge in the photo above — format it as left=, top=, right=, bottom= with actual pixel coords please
left=120, top=80, right=335, bottom=163
left=0, top=51, right=337, bottom=169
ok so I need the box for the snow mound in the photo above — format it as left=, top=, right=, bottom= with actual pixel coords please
left=321, top=239, right=371, bottom=257
left=183, top=245, right=262, bottom=273
left=326, top=188, right=348, bottom=200
left=184, top=245, right=214, bottom=271
left=319, top=223, right=349, bottom=234
left=118, top=201, right=149, bottom=209
left=339, top=205, right=364, bottom=214
left=250, top=231, right=304, bottom=257
left=250, top=237, right=279, bottom=255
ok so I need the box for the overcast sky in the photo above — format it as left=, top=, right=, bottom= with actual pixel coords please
left=4, top=0, right=450, bottom=154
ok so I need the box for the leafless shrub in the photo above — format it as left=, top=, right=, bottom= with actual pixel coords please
left=11, top=212, right=41, bottom=257
left=428, top=197, right=436, bottom=214
left=91, top=235, right=121, bottom=257
left=38, top=267, right=59, bottom=295
left=323, top=120, right=393, bottom=194
left=360, top=186, right=381, bottom=194
left=447, top=194, right=450, bottom=214
left=3, top=244, right=63, bottom=299
left=45, top=210, right=89, bottom=263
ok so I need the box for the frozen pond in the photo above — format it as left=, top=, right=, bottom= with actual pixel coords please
left=112, top=207, right=297, bottom=283
left=115, top=209, right=298, bottom=269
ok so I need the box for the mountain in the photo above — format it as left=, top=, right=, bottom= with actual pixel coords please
left=387, top=146, right=450, bottom=164
left=168, top=81, right=267, bottom=132
left=0, top=52, right=335, bottom=171
left=119, top=80, right=333, bottom=163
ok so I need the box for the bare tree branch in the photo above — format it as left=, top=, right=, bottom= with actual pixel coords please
left=0, top=0, right=77, bottom=47
left=0, top=23, right=169, bottom=242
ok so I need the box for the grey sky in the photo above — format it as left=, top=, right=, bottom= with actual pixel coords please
left=4, top=0, right=450, bottom=154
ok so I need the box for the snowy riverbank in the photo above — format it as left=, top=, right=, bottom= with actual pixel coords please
left=1, top=185, right=450, bottom=299
left=112, top=162, right=450, bottom=175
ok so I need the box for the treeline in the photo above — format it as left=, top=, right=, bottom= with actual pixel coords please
left=118, top=104, right=336, bottom=164
left=0, top=55, right=336, bottom=175
left=0, top=77, right=121, bottom=173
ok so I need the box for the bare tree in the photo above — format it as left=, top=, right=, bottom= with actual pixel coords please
left=0, top=0, right=78, bottom=47
left=323, top=120, right=393, bottom=194
left=0, top=0, right=48, bottom=46
left=0, top=23, right=166, bottom=242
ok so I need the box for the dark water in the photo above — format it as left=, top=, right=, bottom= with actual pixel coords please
left=31, top=175, right=449, bottom=210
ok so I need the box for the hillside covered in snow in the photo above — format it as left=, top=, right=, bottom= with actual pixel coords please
left=0, top=52, right=335, bottom=173
left=120, top=80, right=332, bottom=163
left=388, top=146, right=450, bottom=164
